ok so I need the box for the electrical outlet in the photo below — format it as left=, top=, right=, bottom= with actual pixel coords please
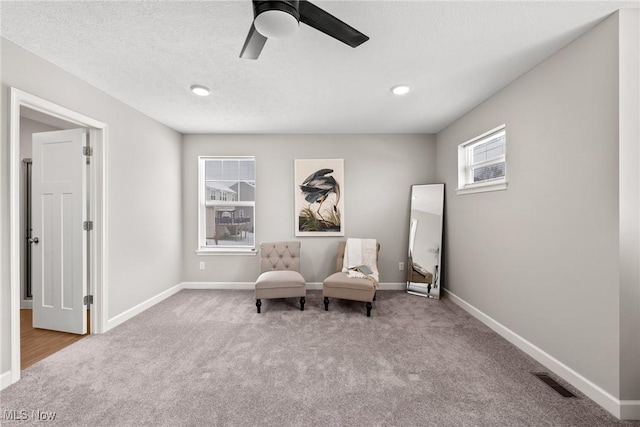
left=399, top=262, right=405, bottom=271
left=199, top=261, right=205, bottom=270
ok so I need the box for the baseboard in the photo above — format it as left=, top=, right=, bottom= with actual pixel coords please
left=0, top=370, right=13, bottom=390
left=106, top=283, right=183, bottom=331
left=445, top=289, right=636, bottom=420
left=20, top=299, right=33, bottom=309
left=181, top=282, right=405, bottom=291
left=181, top=282, right=255, bottom=290
left=379, top=282, right=406, bottom=290
left=620, top=401, right=640, bottom=420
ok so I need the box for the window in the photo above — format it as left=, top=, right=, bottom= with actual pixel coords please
left=198, top=157, right=256, bottom=253
left=457, top=125, right=507, bottom=195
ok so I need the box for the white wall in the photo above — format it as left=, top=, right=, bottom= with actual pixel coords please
left=436, top=10, right=640, bottom=413
left=1, top=38, right=183, bottom=376
left=182, top=134, right=436, bottom=285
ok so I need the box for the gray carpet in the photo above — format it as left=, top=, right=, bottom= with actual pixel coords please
left=1, top=290, right=637, bottom=426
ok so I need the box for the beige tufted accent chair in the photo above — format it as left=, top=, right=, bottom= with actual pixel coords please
left=255, top=241, right=307, bottom=313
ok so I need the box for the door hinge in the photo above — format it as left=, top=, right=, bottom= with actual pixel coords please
left=83, top=146, right=93, bottom=156
left=83, top=220, right=93, bottom=231
left=84, top=295, right=93, bottom=306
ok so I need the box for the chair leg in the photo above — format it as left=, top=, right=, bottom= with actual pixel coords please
left=366, top=302, right=372, bottom=317
left=324, top=297, right=329, bottom=311
left=373, top=292, right=377, bottom=301
left=300, top=297, right=305, bottom=311
left=256, top=299, right=262, bottom=313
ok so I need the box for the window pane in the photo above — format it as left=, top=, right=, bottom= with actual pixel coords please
left=238, top=160, right=255, bottom=181
left=237, top=181, right=255, bottom=202
left=486, top=145, right=504, bottom=160
left=473, top=148, right=487, bottom=163
left=222, top=160, right=239, bottom=180
left=205, top=160, right=224, bottom=180
left=484, top=136, right=504, bottom=151
left=473, top=162, right=505, bottom=183
left=205, top=181, right=238, bottom=201
left=472, top=134, right=505, bottom=165
left=204, top=159, right=255, bottom=202
left=205, top=159, right=256, bottom=181
left=205, top=206, right=254, bottom=247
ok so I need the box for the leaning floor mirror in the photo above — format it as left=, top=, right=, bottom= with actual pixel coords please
left=407, top=184, right=444, bottom=299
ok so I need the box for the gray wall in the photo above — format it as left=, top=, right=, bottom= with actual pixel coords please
left=182, top=134, right=436, bottom=284
left=617, top=9, right=640, bottom=402
left=4, top=10, right=637, bottom=412
left=1, top=39, right=183, bottom=376
left=436, top=11, right=638, bottom=401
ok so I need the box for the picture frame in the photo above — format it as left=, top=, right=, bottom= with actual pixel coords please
left=294, top=159, right=344, bottom=236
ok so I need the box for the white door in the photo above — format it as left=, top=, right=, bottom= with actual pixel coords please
left=31, top=128, right=88, bottom=334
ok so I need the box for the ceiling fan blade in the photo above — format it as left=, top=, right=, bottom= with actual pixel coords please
left=298, top=0, right=368, bottom=48
left=240, top=23, right=268, bottom=59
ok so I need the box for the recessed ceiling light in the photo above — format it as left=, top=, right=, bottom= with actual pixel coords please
left=190, top=85, right=210, bottom=96
left=391, top=85, right=411, bottom=95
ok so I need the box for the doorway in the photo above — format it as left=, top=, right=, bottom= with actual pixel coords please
left=8, top=88, right=107, bottom=386
left=19, top=110, right=91, bottom=368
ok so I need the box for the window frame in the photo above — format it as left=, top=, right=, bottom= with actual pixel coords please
left=456, top=124, right=508, bottom=195
left=197, top=156, right=257, bottom=255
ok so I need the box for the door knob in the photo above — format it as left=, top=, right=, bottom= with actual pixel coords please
left=29, top=237, right=39, bottom=244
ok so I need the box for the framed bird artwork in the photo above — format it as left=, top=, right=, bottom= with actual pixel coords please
left=295, top=159, right=344, bottom=236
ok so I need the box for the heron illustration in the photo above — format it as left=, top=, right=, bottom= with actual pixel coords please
left=299, top=168, right=341, bottom=222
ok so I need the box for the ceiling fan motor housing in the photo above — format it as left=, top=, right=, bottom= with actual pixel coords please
left=240, top=0, right=368, bottom=59
left=253, top=0, right=301, bottom=39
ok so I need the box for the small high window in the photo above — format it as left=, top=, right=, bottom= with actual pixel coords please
left=457, top=125, right=507, bottom=195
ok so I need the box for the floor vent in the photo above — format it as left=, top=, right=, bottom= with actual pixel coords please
left=532, top=372, right=577, bottom=398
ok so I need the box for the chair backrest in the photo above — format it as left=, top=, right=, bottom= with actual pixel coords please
left=335, top=240, right=381, bottom=273
left=260, top=241, right=301, bottom=274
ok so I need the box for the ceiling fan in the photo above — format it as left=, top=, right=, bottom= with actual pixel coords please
left=240, top=0, right=369, bottom=60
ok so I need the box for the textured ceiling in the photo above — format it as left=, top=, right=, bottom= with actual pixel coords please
left=1, top=1, right=638, bottom=134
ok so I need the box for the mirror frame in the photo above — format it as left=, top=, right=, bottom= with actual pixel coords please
left=406, top=183, right=444, bottom=299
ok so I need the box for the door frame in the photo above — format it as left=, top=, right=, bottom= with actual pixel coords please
left=8, top=87, right=108, bottom=385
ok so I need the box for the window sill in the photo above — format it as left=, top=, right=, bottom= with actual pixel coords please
left=456, top=180, right=508, bottom=195
left=196, top=248, right=257, bottom=256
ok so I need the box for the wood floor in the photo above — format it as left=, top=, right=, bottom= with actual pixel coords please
left=21, top=309, right=90, bottom=370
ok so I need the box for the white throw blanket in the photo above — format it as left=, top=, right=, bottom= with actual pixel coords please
left=342, top=238, right=379, bottom=284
